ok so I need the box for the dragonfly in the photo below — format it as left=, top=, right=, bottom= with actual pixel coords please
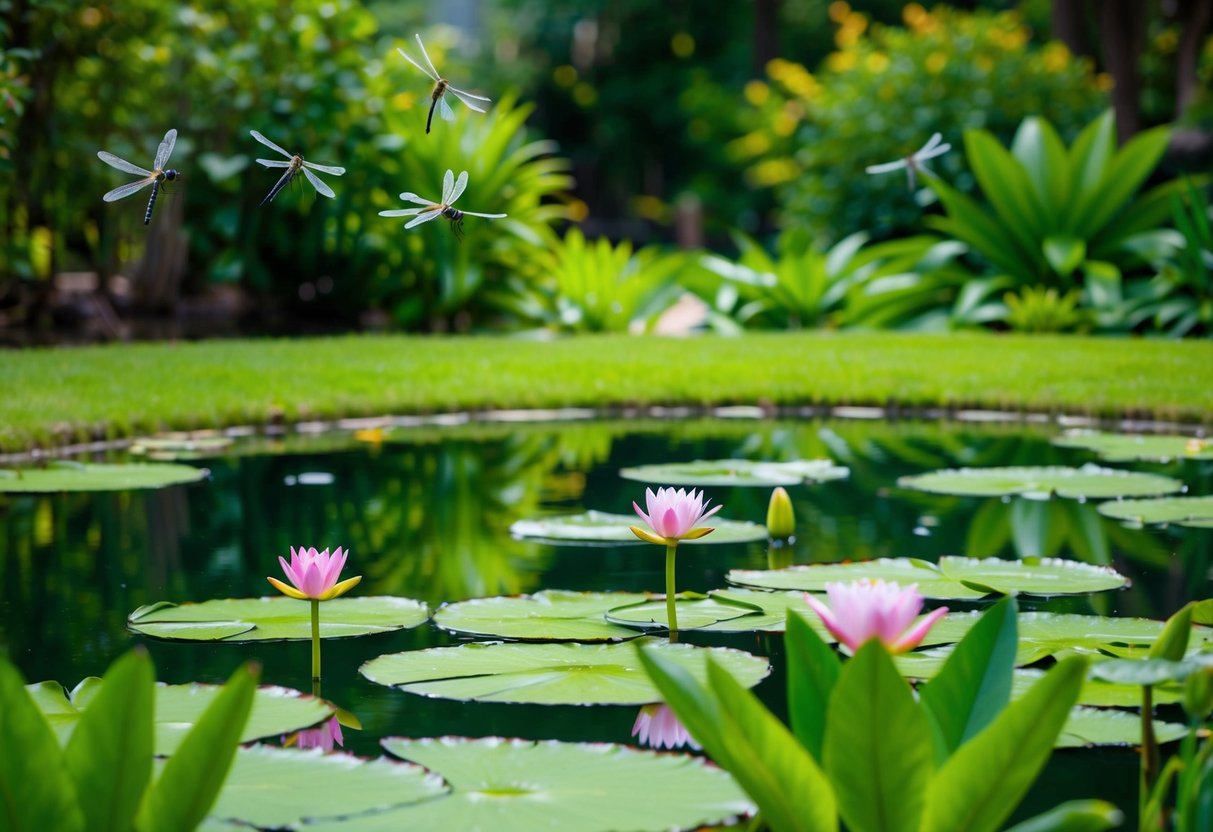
left=97, top=128, right=181, bottom=225
left=865, top=132, right=951, bottom=191
left=378, top=169, right=506, bottom=239
left=397, top=34, right=491, bottom=134
left=250, top=130, right=346, bottom=205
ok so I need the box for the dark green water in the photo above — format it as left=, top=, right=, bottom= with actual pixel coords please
left=2, top=416, right=1210, bottom=824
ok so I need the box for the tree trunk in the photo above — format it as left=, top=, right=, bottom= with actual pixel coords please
left=753, top=0, right=779, bottom=76
left=1051, top=0, right=1091, bottom=58
left=1096, top=0, right=1147, bottom=142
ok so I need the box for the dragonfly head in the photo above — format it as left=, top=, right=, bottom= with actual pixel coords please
left=164, top=169, right=181, bottom=181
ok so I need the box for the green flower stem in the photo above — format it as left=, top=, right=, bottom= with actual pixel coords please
left=311, top=599, right=321, bottom=697
left=665, top=543, right=679, bottom=640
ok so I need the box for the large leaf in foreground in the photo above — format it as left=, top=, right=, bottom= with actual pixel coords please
left=898, top=464, right=1182, bottom=499
left=127, top=596, right=429, bottom=641
left=620, top=458, right=849, bottom=487
left=435, top=590, right=646, bottom=641
left=0, top=461, right=207, bottom=492
left=360, top=639, right=770, bottom=705
left=509, top=510, right=767, bottom=544
left=1052, top=431, right=1213, bottom=462
left=1098, top=496, right=1213, bottom=529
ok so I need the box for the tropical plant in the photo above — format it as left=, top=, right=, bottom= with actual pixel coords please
left=0, top=648, right=257, bottom=832
left=1003, top=286, right=1088, bottom=333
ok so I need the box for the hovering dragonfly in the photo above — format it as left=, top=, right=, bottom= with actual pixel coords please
left=250, top=130, right=346, bottom=206
left=97, top=128, right=181, bottom=225
left=397, top=34, right=491, bottom=134
left=378, top=169, right=506, bottom=239
left=865, top=132, right=951, bottom=191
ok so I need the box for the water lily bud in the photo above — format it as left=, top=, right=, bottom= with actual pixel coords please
left=1183, top=665, right=1213, bottom=723
left=766, top=487, right=795, bottom=541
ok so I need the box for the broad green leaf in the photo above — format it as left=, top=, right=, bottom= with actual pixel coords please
left=64, top=649, right=154, bottom=832
left=922, top=656, right=1086, bottom=832
left=127, top=596, right=429, bottom=641
left=508, top=510, right=767, bottom=545
left=434, top=590, right=646, bottom=641
left=786, top=609, right=841, bottom=763
left=0, top=657, right=84, bottom=832
left=919, top=597, right=1017, bottom=761
left=1012, top=668, right=1182, bottom=709
left=729, top=558, right=978, bottom=600
left=824, top=642, right=931, bottom=832
left=699, top=589, right=830, bottom=634
left=605, top=593, right=764, bottom=631
left=1089, top=658, right=1193, bottom=687
left=924, top=177, right=1032, bottom=280
left=897, top=464, right=1182, bottom=499
left=1003, top=799, right=1123, bottom=832
left=361, top=639, right=770, bottom=705
left=1149, top=602, right=1195, bottom=660
left=1075, top=124, right=1172, bottom=239
left=1098, top=496, right=1213, bottom=529
left=0, top=461, right=207, bottom=492
left=966, top=129, right=1046, bottom=256
left=619, top=458, right=848, bottom=487
left=1052, top=430, right=1213, bottom=462
left=1043, top=236, right=1086, bottom=278
left=940, top=557, right=1126, bottom=598
left=1056, top=706, right=1186, bottom=748
left=1011, top=117, right=1071, bottom=224
left=1066, top=111, right=1116, bottom=233
left=136, top=663, right=257, bottom=832
left=205, top=746, right=447, bottom=829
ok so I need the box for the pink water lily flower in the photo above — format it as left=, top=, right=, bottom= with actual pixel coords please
left=630, top=487, right=722, bottom=545
left=286, top=716, right=344, bottom=752
left=267, top=546, right=362, bottom=601
left=632, top=704, right=700, bottom=750
left=805, top=579, right=947, bottom=654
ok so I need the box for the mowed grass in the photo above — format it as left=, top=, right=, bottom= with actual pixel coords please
left=1, top=331, right=1210, bottom=451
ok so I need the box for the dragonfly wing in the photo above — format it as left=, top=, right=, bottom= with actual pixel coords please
left=917, top=142, right=952, bottom=162
left=303, top=161, right=346, bottom=176
left=397, top=46, right=438, bottom=81
left=257, top=158, right=293, bottom=168
left=302, top=166, right=336, bottom=198
left=460, top=211, right=507, bottom=219
left=447, top=171, right=469, bottom=206
left=917, top=132, right=943, bottom=156
left=154, top=128, right=177, bottom=170
left=448, top=86, right=490, bottom=112
left=440, top=170, right=455, bottom=205
left=398, top=191, right=437, bottom=205
left=103, top=177, right=154, bottom=202
left=439, top=95, right=455, bottom=122
left=98, top=151, right=151, bottom=177
left=250, top=130, right=293, bottom=159
left=404, top=209, right=444, bottom=229
left=378, top=207, right=429, bottom=217
left=414, top=34, right=443, bottom=80
left=865, top=159, right=908, bottom=174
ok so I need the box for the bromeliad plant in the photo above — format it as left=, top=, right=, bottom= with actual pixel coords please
left=630, top=487, right=721, bottom=636
left=641, top=587, right=1120, bottom=832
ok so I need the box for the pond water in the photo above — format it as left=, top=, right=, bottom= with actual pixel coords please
left=2, top=415, right=1210, bottom=826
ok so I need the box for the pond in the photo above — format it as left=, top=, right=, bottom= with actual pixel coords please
left=2, top=414, right=1211, bottom=828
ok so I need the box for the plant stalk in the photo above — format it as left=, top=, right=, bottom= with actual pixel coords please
left=665, top=543, right=679, bottom=640
left=311, top=598, right=321, bottom=697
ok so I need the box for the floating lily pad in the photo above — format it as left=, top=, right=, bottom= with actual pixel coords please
left=619, top=458, right=849, bottom=487
left=1013, top=668, right=1182, bottom=709
left=701, top=590, right=832, bottom=634
left=1053, top=430, right=1213, bottom=462
left=897, top=464, right=1183, bottom=500
left=360, top=639, right=770, bottom=705
left=1097, top=496, right=1213, bottom=529
left=727, top=557, right=1127, bottom=600
left=127, top=596, right=429, bottom=642
left=1056, top=707, right=1186, bottom=749
left=509, top=510, right=767, bottom=545
left=0, top=461, right=208, bottom=492
left=129, top=435, right=234, bottom=460
left=605, top=593, right=766, bottom=631
left=27, top=681, right=333, bottom=754
left=206, top=745, right=448, bottom=828
left=930, top=611, right=1213, bottom=657
left=434, top=591, right=648, bottom=642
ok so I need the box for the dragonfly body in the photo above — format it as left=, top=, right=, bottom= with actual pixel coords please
left=97, top=128, right=180, bottom=226
left=398, top=34, right=491, bottom=134
left=378, top=169, right=506, bottom=239
left=250, top=131, right=344, bottom=205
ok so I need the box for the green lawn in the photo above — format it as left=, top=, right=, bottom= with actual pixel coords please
left=1, top=332, right=1210, bottom=452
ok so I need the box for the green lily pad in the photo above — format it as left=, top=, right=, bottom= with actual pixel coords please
left=1056, top=707, right=1186, bottom=749
left=1053, top=430, right=1213, bottom=462
left=129, top=435, right=234, bottom=460
left=1097, top=496, right=1213, bottom=529
left=619, top=458, right=849, bottom=487
left=127, top=596, right=430, bottom=642
left=930, top=611, right=1213, bottom=656
left=0, top=461, right=208, bottom=492
left=726, top=557, right=1127, bottom=600
left=206, top=745, right=448, bottom=828
left=434, top=591, right=648, bottom=642
left=605, top=593, right=765, bottom=631
left=301, top=737, right=752, bottom=832
left=702, top=589, right=832, bottom=634
left=360, top=639, right=770, bottom=705
left=897, top=464, right=1183, bottom=500
left=509, top=510, right=767, bottom=545
left=1013, top=668, right=1183, bottom=709
left=27, top=681, right=333, bottom=754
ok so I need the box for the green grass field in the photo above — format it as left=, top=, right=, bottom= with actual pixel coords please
left=1, top=332, right=1209, bottom=452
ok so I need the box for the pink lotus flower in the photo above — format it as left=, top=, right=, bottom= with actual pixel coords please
left=805, top=579, right=947, bottom=654
left=286, top=716, right=344, bottom=752
left=267, top=546, right=362, bottom=601
left=630, top=487, right=722, bottom=545
left=632, top=704, right=700, bottom=750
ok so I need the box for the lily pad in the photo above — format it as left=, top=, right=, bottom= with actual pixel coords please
left=1097, top=496, right=1213, bottom=529
left=301, top=737, right=752, bottom=832
left=701, top=589, right=832, bottom=634
left=1056, top=707, right=1186, bottom=749
left=434, top=591, right=648, bottom=642
left=1013, top=668, right=1182, bottom=709
left=509, top=510, right=767, bottom=545
left=360, top=639, right=770, bottom=705
left=127, top=596, right=430, bottom=642
left=619, top=458, right=849, bottom=487
left=605, top=593, right=766, bottom=631
left=726, top=557, right=1127, bottom=600
left=129, top=435, right=234, bottom=460
left=1053, top=430, right=1213, bottom=462
left=897, top=464, right=1183, bottom=500
left=27, top=681, right=333, bottom=754
left=206, top=745, right=448, bottom=828
left=0, top=461, right=208, bottom=492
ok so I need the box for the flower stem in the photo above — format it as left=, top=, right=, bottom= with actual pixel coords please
left=311, top=599, right=321, bottom=697
left=665, top=543, right=679, bottom=640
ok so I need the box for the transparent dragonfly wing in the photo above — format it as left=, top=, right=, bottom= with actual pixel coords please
left=916, top=142, right=951, bottom=162
left=153, top=129, right=177, bottom=170
left=460, top=211, right=507, bottom=219
left=414, top=34, right=443, bottom=80
left=103, top=177, right=155, bottom=202
left=865, top=159, right=909, bottom=174
left=439, top=95, right=456, bottom=122
left=440, top=170, right=456, bottom=205
left=98, top=151, right=151, bottom=177
left=397, top=46, right=439, bottom=82
left=256, top=158, right=293, bottom=168
left=448, top=86, right=490, bottom=112
left=250, top=130, right=293, bottom=159
left=917, top=132, right=943, bottom=156
left=404, top=209, right=445, bottom=229
left=397, top=192, right=437, bottom=206
left=303, top=160, right=346, bottom=176
left=447, top=171, right=470, bottom=206
left=378, top=206, right=431, bottom=217
left=302, top=166, right=335, bottom=198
